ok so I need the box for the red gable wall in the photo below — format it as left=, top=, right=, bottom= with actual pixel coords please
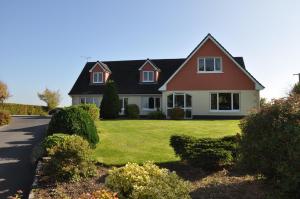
left=166, top=39, right=255, bottom=90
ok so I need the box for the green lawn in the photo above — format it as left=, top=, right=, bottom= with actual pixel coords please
left=94, top=120, right=240, bottom=165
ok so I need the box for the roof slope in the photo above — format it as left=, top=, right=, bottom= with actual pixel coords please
left=69, top=57, right=248, bottom=95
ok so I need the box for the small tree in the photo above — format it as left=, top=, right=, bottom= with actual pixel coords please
left=0, top=81, right=10, bottom=104
left=100, top=80, right=120, bottom=119
left=291, top=82, right=300, bottom=95
left=38, top=88, right=61, bottom=110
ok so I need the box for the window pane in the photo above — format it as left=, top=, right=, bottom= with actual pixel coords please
left=219, top=93, right=232, bottom=110
left=205, top=58, right=214, bottom=71
left=215, top=58, right=221, bottom=71
left=80, top=98, right=85, bottom=104
left=124, top=98, right=128, bottom=107
left=148, top=97, right=154, bottom=109
left=233, top=93, right=239, bottom=110
left=86, top=97, right=93, bottom=104
left=175, top=94, right=184, bottom=108
left=119, top=99, right=123, bottom=111
left=185, top=109, right=192, bottom=118
left=148, top=72, right=154, bottom=81
left=144, top=72, right=148, bottom=81
left=210, top=93, right=217, bottom=110
left=155, top=98, right=160, bottom=109
left=186, top=94, right=192, bottom=107
left=199, top=58, right=204, bottom=71
left=99, top=73, right=103, bottom=82
left=167, top=95, right=173, bottom=108
left=93, top=73, right=97, bottom=82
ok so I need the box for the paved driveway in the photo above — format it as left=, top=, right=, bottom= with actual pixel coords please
left=0, top=116, right=50, bottom=199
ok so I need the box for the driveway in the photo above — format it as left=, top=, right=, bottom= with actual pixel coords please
left=0, top=116, right=50, bottom=199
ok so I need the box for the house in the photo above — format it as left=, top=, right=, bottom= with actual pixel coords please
left=69, top=34, right=264, bottom=119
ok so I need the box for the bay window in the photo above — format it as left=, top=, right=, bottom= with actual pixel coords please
left=210, top=93, right=240, bottom=111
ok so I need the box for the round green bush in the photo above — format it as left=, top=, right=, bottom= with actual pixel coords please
left=47, top=107, right=99, bottom=146
left=74, top=104, right=100, bottom=121
left=44, top=135, right=97, bottom=182
left=0, top=110, right=11, bottom=126
left=106, top=162, right=191, bottom=199
left=125, top=104, right=140, bottom=118
left=169, top=107, right=184, bottom=120
left=239, top=95, right=300, bottom=197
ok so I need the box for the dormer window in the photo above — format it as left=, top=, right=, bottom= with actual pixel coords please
left=93, top=72, right=103, bottom=83
left=143, top=71, right=154, bottom=82
left=198, top=57, right=222, bottom=73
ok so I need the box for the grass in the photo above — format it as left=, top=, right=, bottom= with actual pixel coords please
left=94, top=120, right=240, bottom=165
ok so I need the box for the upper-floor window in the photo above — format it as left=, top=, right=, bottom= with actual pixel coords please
left=93, top=72, right=103, bottom=83
left=143, top=71, right=154, bottom=82
left=198, top=57, right=222, bottom=73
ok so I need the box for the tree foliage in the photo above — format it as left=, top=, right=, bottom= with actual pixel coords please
left=100, top=80, right=120, bottom=119
left=0, top=81, right=10, bottom=103
left=38, top=88, right=61, bottom=110
left=292, top=82, right=300, bottom=95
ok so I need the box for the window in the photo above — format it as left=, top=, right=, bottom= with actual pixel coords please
left=210, top=93, right=240, bottom=111
left=142, top=97, right=161, bottom=110
left=93, top=72, right=103, bottom=83
left=198, top=57, right=222, bottom=72
left=167, top=93, right=192, bottom=119
left=143, top=71, right=154, bottom=82
left=119, top=97, right=128, bottom=113
left=80, top=97, right=100, bottom=107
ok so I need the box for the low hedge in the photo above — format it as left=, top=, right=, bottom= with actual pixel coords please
left=47, top=106, right=99, bottom=147
left=0, top=103, right=47, bottom=115
left=0, top=110, right=11, bottom=126
left=170, top=134, right=240, bottom=169
left=125, top=104, right=140, bottom=118
left=148, top=111, right=166, bottom=119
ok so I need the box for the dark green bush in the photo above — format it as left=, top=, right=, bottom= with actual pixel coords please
left=239, top=95, right=300, bottom=197
left=148, top=111, right=166, bottom=119
left=74, top=104, right=100, bottom=121
left=100, top=80, right=120, bottom=119
left=0, top=110, right=11, bottom=126
left=44, top=135, right=97, bottom=182
left=47, top=107, right=99, bottom=146
left=125, top=104, right=140, bottom=118
left=170, top=134, right=239, bottom=169
left=0, top=103, right=47, bottom=115
left=169, top=108, right=184, bottom=120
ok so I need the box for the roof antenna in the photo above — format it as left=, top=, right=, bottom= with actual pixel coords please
left=81, top=56, right=92, bottom=62
left=294, top=73, right=300, bottom=83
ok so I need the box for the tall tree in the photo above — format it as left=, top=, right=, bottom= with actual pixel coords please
left=100, top=80, right=120, bottom=119
left=38, top=88, right=61, bottom=110
left=0, top=81, right=10, bottom=104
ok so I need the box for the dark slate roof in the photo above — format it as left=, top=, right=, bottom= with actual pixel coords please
left=69, top=57, right=247, bottom=95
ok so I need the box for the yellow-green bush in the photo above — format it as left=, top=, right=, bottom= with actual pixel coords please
left=79, top=188, right=118, bottom=199
left=0, top=103, right=47, bottom=115
left=105, top=162, right=191, bottom=199
left=0, top=110, right=11, bottom=126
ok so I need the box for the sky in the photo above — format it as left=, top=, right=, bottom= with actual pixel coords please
left=0, top=0, right=299, bottom=106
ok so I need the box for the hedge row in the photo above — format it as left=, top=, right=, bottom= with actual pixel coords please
left=170, top=134, right=240, bottom=169
left=0, top=103, right=48, bottom=115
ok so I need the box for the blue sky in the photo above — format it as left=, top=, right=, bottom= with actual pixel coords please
left=0, top=0, right=299, bottom=106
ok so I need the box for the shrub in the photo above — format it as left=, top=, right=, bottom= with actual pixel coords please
left=79, top=188, right=118, bottom=199
left=47, top=107, right=99, bottom=146
left=125, top=104, right=139, bottom=118
left=0, top=110, right=11, bottom=126
left=75, top=104, right=100, bottom=121
left=148, top=110, right=166, bottom=119
left=169, top=107, right=184, bottom=120
left=0, top=103, right=47, bottom=115
left=44, top=135, right=97, bottom=182
left=170, top=135, right=238, bottom=169
left=42, top=134, right=69, bottom=151
left=105, top=162, right=191, bottom=199
left=239, top=95, right=300, bottom=197
left=100, top=80, right=120, bottom=119
left=48, top=107, right=63, bottom=115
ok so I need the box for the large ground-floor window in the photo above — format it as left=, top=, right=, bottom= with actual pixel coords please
left=119, top=97, right=128, bottom=114
left=142, top=97, right=161, bottom=110
left=167, top=93, right=192, bottom=118
left=80, top=97, right=100, bottom=107
left=210, top=92, right=240, bottom=111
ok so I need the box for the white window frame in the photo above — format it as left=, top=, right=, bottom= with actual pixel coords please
left=120, top=97, right=128, bottom=114
left=167, top=93, right=192, bottom=119
left=197, top=57, right=223, bottom=73
left=93, top=72, right=103, bottom=83
left=142, top=97, right=161, bottom=111
left=209, top=92, right=240, bottom=112
left=80, top=97, right=100, bottom=106
left=143, top=71, right=154, bottom=82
